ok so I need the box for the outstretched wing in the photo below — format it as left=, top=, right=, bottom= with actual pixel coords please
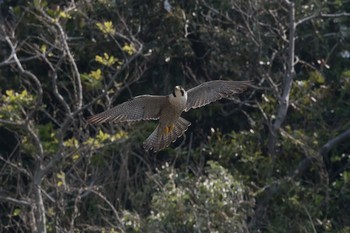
left=87, top=95, right=168, bottom=124
left=185, top=80, right=252, bottom=112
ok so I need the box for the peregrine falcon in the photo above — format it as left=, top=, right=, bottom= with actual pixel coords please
left=87, top=80, right=252, bottom=151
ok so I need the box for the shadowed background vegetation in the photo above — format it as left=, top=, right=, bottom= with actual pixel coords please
left=0, top=0, right=350, bottom=232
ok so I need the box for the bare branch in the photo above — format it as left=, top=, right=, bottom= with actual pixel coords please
left=0, top=195, right=31, bottom=206
left=268, top=1, right=296, bottom=156
left=320, top=127, right=350, bottom=157
left=38, top=8, right=83, bottom=110
left=5, top=36, right=43, bottom=117
left=297, top=11, right=350, bottom=26
left=32, top=179, right=46, bottom=233
left=0, top=119, right=24, bottom=126
left=43, top=56, right=72, bottom=115
left=0, top=155, right=31, bottom=177
left=296, top=11, right=319, bottom=26
left=89, top=188, right=125, bottom=233
left=320, top=12, right=350, bottom=18
left=69, top=188, right=83, bottom=232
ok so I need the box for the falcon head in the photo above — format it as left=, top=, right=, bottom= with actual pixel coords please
left=172, top=86, right=186, bottom=98
left=169, top=86, right=187, bottom=108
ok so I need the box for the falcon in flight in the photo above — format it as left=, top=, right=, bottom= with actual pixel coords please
left=87, top=80, right=252, bottom=151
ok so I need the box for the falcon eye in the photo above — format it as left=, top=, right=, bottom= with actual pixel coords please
left=180, top=89, right=184, bottom=96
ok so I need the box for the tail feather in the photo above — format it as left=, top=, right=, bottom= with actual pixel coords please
left=143, top=117, right=191, bottom=152
left=143, top=125, right=160, bottom=151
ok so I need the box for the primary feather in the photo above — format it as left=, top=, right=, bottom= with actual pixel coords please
left=185, top=80, right=252, bottom=111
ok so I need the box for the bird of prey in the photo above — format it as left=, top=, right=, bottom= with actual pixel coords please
left=87, top=80, right=252, bottom=152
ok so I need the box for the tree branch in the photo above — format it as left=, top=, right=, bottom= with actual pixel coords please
left=268, top=0, right=296, bottom=156
left=320, top=126, right=350, bottom=158
left=0, top=195, right=31, bottom=206
left=320, top=12, right=350, bottom=18
left=39, top=8, right=83, bottom=110
left=297, top=11, right=350, bottom=26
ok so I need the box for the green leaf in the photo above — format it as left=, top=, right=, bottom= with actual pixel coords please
left=12, top=208, right=21, bottom=216
left=309, top=70, right=325, bottom=84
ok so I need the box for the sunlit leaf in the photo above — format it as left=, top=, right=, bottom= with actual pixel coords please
left=12, top=208, right=21, bottom=216
left=309, top=70, right=325, bottom=84
left=40, top=44, right=47, bottom=53
left=72, top=154, right=80, bottom=161
left=122, top=43, right=136, bottom=55
left=96, top=21, right=116, bottom=35
left=95, top=53, right=118, bottom=66
left=59, top=11, right=71, bottom=19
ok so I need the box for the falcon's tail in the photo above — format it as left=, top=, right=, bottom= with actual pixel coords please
left=143, top=117, right=191, bottom=152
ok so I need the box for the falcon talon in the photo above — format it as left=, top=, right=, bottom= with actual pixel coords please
left=165, top=125, right=174, bottom=134
left=87, top=80, right=252, bottom=152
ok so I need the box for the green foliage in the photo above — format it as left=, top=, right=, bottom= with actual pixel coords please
left=0, top=90, right=35, bottom=122
left=38, top=123, right=59, bottom=155
left=84, top=130, right=128, bottom=150
left=96, top=21, right=116, bottom=35
left=81, top=69, right=103, bottom=89
left=95, top=53, right=121, bottom=67
left=145, top=161, right=254, bottom=233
